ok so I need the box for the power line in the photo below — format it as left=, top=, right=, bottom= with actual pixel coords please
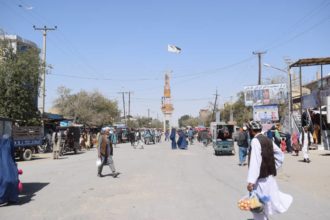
left=266, top=14, right=330, bottom=52
left=47, top=55, right=255, bottom=85
left=172, top=56, right=255, bottom=79
left=259, top=0, right=330, bottom=51
left=49, top=73, right=162, bottom=81
left=134, top=97, right=213, bottom=101
left=11, top=0, right=108, bottom=80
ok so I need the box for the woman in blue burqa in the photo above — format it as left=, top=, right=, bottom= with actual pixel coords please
left=177, top=129, right=188, bottom=149
left=0, top=135, right=19, bottom=206
left=170, top=128, right=177, bottom=149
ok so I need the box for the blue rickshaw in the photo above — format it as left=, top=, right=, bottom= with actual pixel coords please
left=211, top=122, right=235, bottom=156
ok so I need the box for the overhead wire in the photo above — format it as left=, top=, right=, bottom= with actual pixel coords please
left=266, top=14, right=330, bottom=52
left=15, top=0, right=108, bottom=79
left=4, top=0, right=330, bottom=103
left=261, top=0, right=330, bottom=52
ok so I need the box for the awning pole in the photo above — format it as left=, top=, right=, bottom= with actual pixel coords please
left=320, top=64, right=323, bottom=145
left=299, top=66, right=303, bottom=126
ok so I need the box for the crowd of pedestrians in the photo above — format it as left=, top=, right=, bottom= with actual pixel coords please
left=1, top=119, right=321, bottom=220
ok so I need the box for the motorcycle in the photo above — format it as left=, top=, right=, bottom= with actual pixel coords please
left=38, top=136, right=53, bottom=153
left=202, top=138, right=210, bottom=147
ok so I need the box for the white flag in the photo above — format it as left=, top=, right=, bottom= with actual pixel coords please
left=167, top=44, right=181, bottom=54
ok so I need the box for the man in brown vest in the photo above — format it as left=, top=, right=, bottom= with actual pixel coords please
left=246, top=121, right=292, bottom=220
left=97, top=127, right=118, bottom=178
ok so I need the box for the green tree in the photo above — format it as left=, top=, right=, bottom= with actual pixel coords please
left=136, top=117, right=152, bottom=128
left=150, top=118, right=163, bottom=129
left=54, top=87, right=120, bottom=126
left=220, top=92, right=252, bottom=126
left=178, top=115, right=191, bottom=127
left=178, top=115, right=200, bottom=127
left=0, top=39, right=41, bottom=125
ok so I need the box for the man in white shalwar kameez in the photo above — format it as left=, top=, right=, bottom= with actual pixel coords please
left=246, top=121, right=293, bottom=220
left=299, top=125, right=313, bottom=163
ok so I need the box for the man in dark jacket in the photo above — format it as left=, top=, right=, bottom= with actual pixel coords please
left=237, top=126, right=249, bottom=166
left=97, top=128, right=118, bottom=178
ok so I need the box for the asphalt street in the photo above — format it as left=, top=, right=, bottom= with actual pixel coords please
left=1, top=140, right=330, bottom=220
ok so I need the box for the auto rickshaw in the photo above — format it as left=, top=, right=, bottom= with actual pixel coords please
left=144, top=129, right=155, bottom=145
left=211, top=122, right=235, bottom=155
left=58, top=126, right=81, bottom=154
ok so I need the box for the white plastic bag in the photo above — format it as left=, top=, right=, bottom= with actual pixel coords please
left=96, top=158, right=102, bottom=167
left=238, top=191, right=264, bottom=213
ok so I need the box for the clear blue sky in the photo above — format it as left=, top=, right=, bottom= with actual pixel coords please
left=1, top=0, right=330, bottom=125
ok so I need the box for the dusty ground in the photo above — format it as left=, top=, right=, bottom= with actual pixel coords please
left=1, top=141, right=330, bottom=220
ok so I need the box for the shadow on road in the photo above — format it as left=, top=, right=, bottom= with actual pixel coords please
left=31, top=156, right=50, bottom=161
left=56, top=157, right=69, bottom=160
left=103, top=172, right=121, bottom=178
left=18, top=182, right=49, bottom=205
left=63, top=151, right=85, bottom=156
left=320, top=153, right=330, bottom=156
left=298, top=159, right=312, bottom=163
left=16, top=157, right=50, bottom=162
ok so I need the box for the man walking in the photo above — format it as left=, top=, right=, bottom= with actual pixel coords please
left=110, top=130, right=118, bottom=148
left=52, top=128, right=62, bottom=159
left=237, top=126, right=249, bottom=166
left=135, top=129, right=144, bottom=149
left=246, top=121, right=292, bottom=220
left=97, top=127, right=118, bottom=178
left=165, top=129, right=169, bottom=142
left=299, top=125, right=313, bottom=163
left=187, top=128, right=194, bottom=145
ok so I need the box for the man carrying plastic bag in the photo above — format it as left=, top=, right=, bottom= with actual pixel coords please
left=246, top=121, right=292, bottom=220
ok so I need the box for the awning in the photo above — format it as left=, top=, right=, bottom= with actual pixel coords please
left=290, top=57, right=330, bottom=68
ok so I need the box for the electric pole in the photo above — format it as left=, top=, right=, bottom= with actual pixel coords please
left=118, top=92, right=127, bottom=123
left=253, top=51, right=266, bottom=85
left=127, top=91, right=133, bottom=117
left=148, top=108, right=150, bottom=119
left=284, top=58, right=293, bottom=133
left=230, top=96, right=234, bottom=122
left=212, top=89, right=219, bottom=122
left=33, top=25, right=57, bottom=115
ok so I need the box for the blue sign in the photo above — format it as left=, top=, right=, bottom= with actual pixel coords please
left=14, top=139, right=42, bottom=147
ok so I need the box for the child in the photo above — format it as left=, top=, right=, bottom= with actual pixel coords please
left=291, top=132, right=300, bottom=156
left=280, top=137, right=287, bottom=152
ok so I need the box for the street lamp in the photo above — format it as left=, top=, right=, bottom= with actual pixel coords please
left=264, top=63, right=293, bottom=133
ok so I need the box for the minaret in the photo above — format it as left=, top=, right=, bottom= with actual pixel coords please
left=161, top=73, right=174, bottom=131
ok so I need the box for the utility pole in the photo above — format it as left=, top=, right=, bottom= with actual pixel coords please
left=118, top=92, right=127, bottom=123
left=230, top=96, right=234, bottom=122
left=253, top=51, right=266, bottom=85
left=285, top=58, right=293, bottom=133
left=33, top=25, right=57, bottom=116
left=148, top=108, right=150, bottom=119
left=212, top=89, right=219, bottom=122
left=127, top=91, right=133, bottom=117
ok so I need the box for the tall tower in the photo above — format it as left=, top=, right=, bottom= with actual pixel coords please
left=161, top=73, right=174, bottom=131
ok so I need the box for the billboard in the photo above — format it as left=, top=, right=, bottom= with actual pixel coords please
left=253, top=104, right=279, bottom=124
left=244, top=84, right=287, bottom=106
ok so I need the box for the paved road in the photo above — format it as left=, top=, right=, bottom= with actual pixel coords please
left=1, top=141, right=330, bottom=220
